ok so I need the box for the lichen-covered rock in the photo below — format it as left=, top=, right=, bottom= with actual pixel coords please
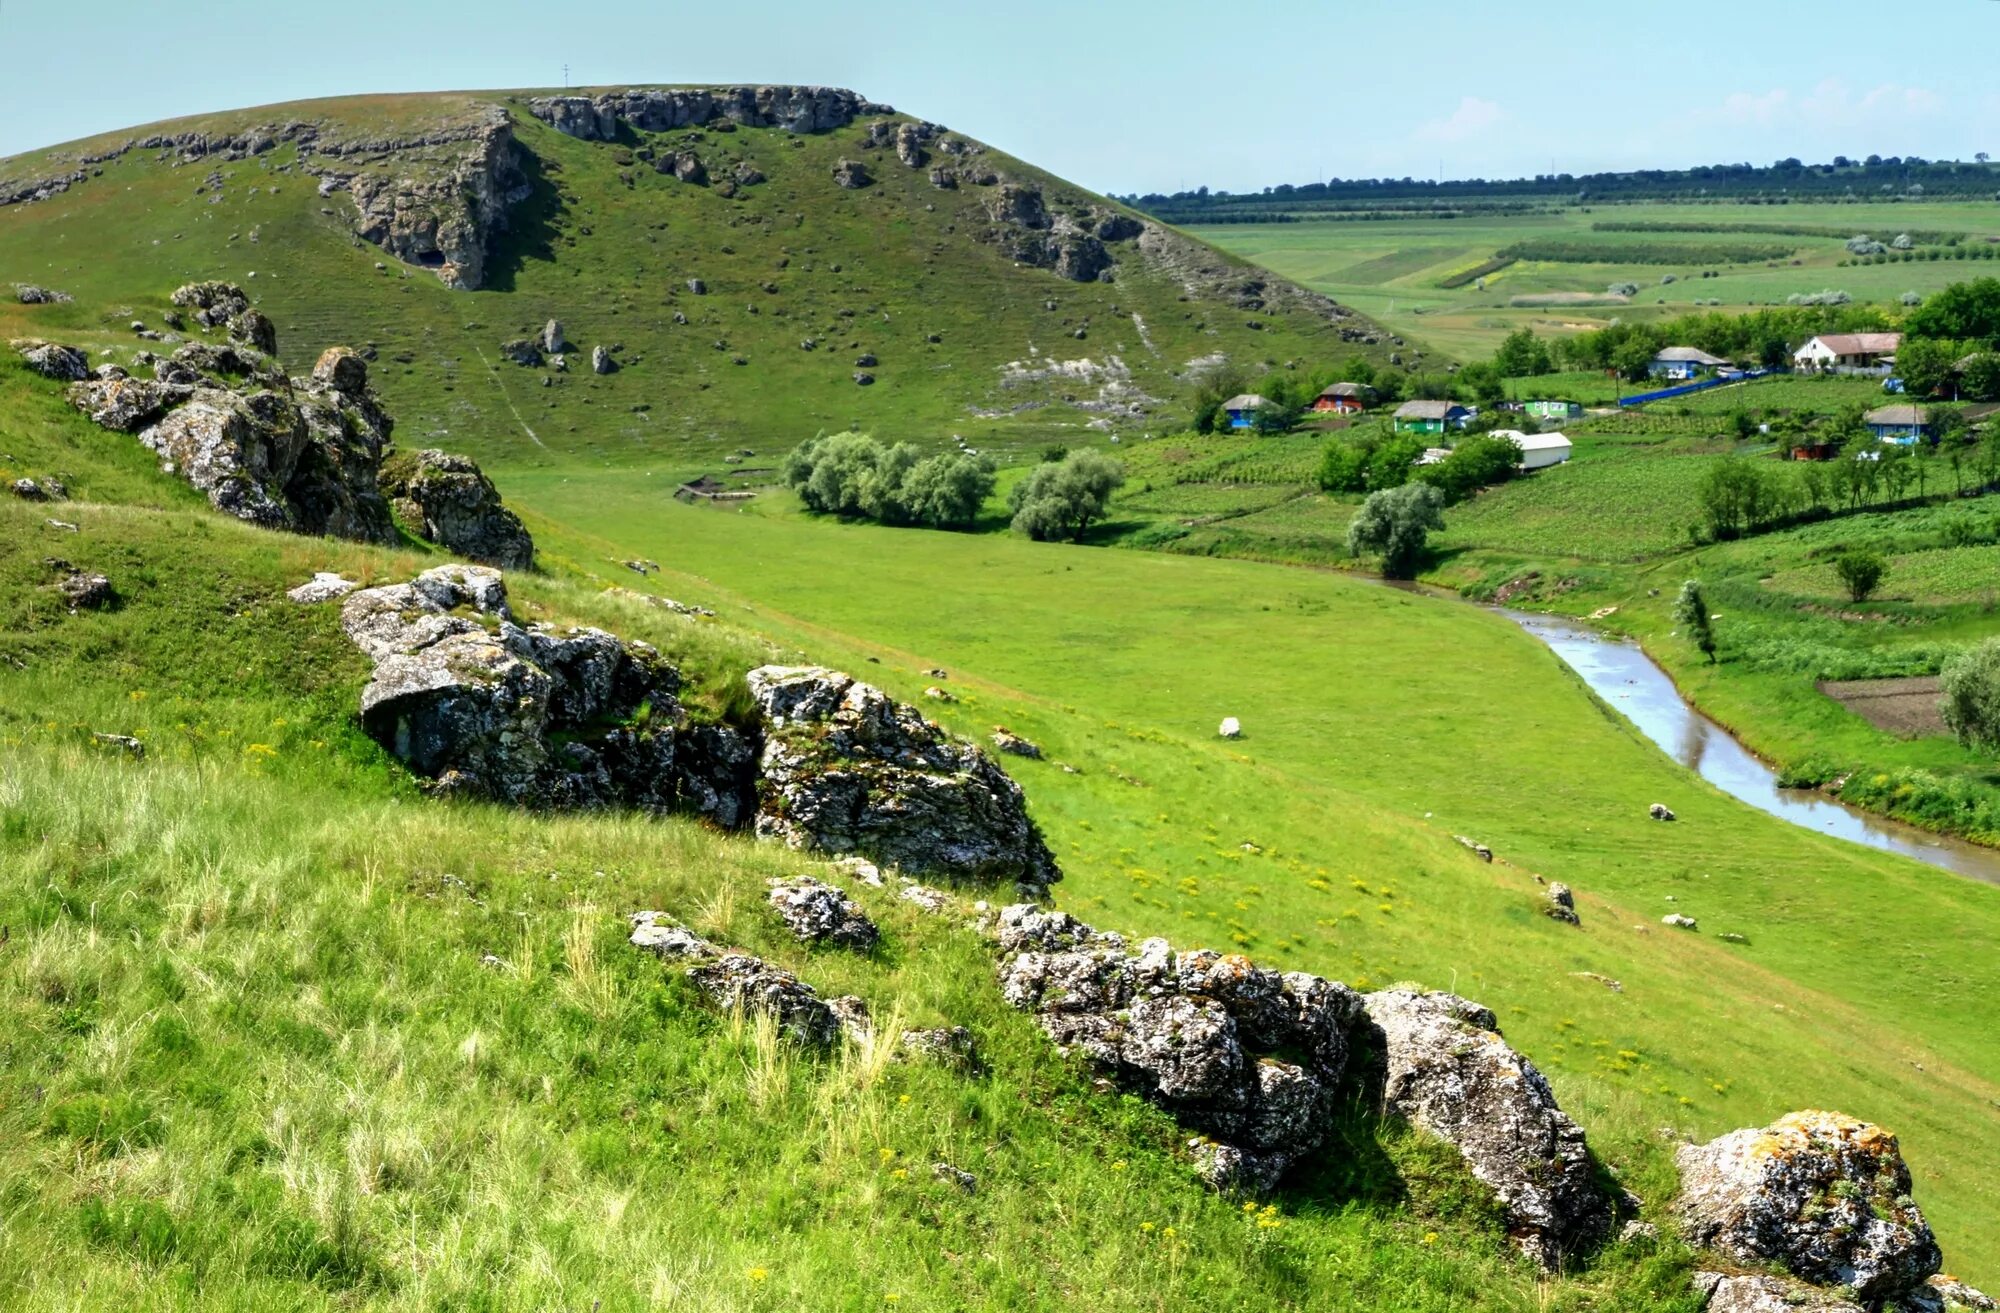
left=170, top=280, right=251, bottom=327
left=139, top=389, right=308, bottom=529
left=1360, top=989, right=1610, bottom=1268
left=832, top=158, right=872, bottom=189
left=1546, top=882, right=1580, bottom=925
left=287, top=572, right=358, bottom=603
left=14, top=284, right=71, bottom=305
left=747, top=666, right=1061, bottom=894
left=990, top=728, right=1041, bottom=759
left=998, top=906, right=1360, bottom=1194
left=12, top=338, right=89, bottom=381
left=312, top=345, right=370, bottom=394
left=767, top=876, right=879, bottom=951
left=341, top=565, right=691, bottom=807
left=229, top=308, right=278, bottom=354
left=378, top=448, right=534, bottom=569
left=54, top=566, right=116, bottom=610
left=1693, top=1273, right=1865, bottom=1313
left=1675, top=1111, right=1942, bottom=1302
left=1911, top=1275, right=1998, bottom=1312
left=901, top=1026, right=979, bottom=1071
left=591, top=345, right=616, bottom=375
left=987, top=184, right=1048, bottom=230
left=66, top=376, right=189, bottom=431
left=627, top=911, right=848, bottom=1048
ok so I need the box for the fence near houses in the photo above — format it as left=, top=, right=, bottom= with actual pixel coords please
left=1616, top=368, right=1783, bottom=408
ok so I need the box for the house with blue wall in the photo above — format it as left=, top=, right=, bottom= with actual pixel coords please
left=1648, top=346, right=1731, bottom=380
left=1222, top=394, right=1271, bottom=429
left=1865, top=404, right=1931, bottom=444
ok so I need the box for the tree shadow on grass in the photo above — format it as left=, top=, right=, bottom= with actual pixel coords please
left=483, top=146, right=568, bottom=294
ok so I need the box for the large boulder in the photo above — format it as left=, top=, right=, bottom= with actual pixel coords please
left=1694, top=1274, right=1866, bottom=1313
left=170, top=280, right=251, bottom=328
left=65, top=375, right=189, bottom=431
left=139, top=389, right=309, bottom=530
left=746, top=666, right=1061, bottom=894
left=378, top=449, right=535, bottom=569
left=340, top=565, right=746, bottom=814
left=1360, top=989, right=1611, bottom=1269
left=997, top=905, right=1361, bottom=1194
left=11, top=338, right=89, bottom=381
left=1675, top=1111, right=1942, bottom=1302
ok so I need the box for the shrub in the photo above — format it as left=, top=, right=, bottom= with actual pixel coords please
left=1940, top=638, right=2000, bottom=752
left=1831, top=549, right=1887, bottom=602
left=1346, top=483, right=1445, bottom=578
left=1673, top=580, right=1717, bottom=663
left=785, top=434, right=994, bottom=529
left=1009, top=449, right=1125, bottom=542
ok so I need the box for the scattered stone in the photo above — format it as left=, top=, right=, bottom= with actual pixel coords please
left=46, top=519, right=79, bottom=532
left=686, top=278, right=707, bottom=295
left=1920, top=1275, right=1998, bottom=1311
left=1619, top=1220, right=1659, bottom=1244
left=1570, top=972, right=1623, bottom=992
left=90, top=732, right=144, bottom=758
left=11, top=339, right=89, bottom=381
left=1218, top=716, right=1242, bottom=738
left=541, top=319, right=569, bottom=354
left=1649, top=803, right=1676, bottom=822
left=170, top=280, right=251, bottom=328
left=1361, top=989, right=1611, bottom=1268
left=1454, top=835, right=1493, bottom=862
left=1676, top=1111, right=1942, bottom=1303
left=833, top=855, right=884, bottom=887
left=10, top=478, right=48, bottom=501
left=922, top=686, right=953, bottom=703
left=932, top=1161, right=977, bottom=1194
left=898, top=883, right=953, bottom=914
left=990, top=728, right=1041, bottom=759
left=627, top=911, right=848, bottom=1048
left=832, top=158, right=872, bottom=189
left=903, top=1027, right=980, bottom=1072
left=853, top=371, right=874, bottom=386
left=748, top=666, right=1063, bottom=895
left=378, top=449, right=534, bottom=569
left=55, top=567, right=116, bottom=610
left=1718, top=932, right=1749, bottom=944
left=228, top=308, right=278, bottom=355
left=592, top=345, right=616, bottom=375
left=14, top=285, right=71, bottom=305
left=1663, top=913, right=1699, bottom=930
left=1545, top=882, right=1580, bottom=925
left=733, top=162, right=766, bottom=187
left=766, top=876, right=879, bottom=951
left=287, top=572, right=358, bottom=604
left=999, top=904, right=1360, bottom=1196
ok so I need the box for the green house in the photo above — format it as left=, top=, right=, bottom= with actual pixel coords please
left=1522, top=399, right=1582, bottom=421
left=1393, top=399, right=1470, bottom=434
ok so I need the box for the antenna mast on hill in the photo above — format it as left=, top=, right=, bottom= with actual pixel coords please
left=563, top=63, right=570, bottom=90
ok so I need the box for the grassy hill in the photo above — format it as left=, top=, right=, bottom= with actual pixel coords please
left=0, top=87, right=1388, bottom=473
left=2, top=90, right=1999, bottom=1308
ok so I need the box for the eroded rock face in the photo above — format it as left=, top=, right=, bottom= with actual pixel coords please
left=997, top=905, right=1360, bottom=1194
left=747, top=666, right=1061, bottom=894
left=528, top=86, right=885, bottom=141
left=378, top=449, right=534, bottom=569
left=767, top=876, right=879, bottom=951
left=343, top=105, right=527, bottom=290
left=1361, top=989, right=1611, bottom=1269
left=628, top=911, right=858, bottom=1048
left=1675, top=1111, right=1941, bottom=1302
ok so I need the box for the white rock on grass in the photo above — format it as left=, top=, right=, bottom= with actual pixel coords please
left=287, top=571, right=358, bottom=603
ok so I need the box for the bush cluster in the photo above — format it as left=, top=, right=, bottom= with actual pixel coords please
left=1008, top=450, right=1125, bottom=542
left=782, top=434, right=995, bottom=530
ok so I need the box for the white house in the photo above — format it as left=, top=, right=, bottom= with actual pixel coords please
left=1494, top=429, right=1573, bottom=470
left=1793, top=332, right=1903, bottom=373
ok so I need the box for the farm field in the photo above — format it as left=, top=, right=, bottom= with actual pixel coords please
left=1192, top=200, right=2000, bottom=360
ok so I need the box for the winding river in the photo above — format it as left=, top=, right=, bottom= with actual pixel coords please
left=1501, top=609, right=2000, bottom=887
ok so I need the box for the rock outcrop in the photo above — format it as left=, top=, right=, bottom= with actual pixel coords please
left=1360, top=989, right=1611, bottom=1268
left=378, top=449, right=535, bottom=569
left=528, top=86, right=886, bottom=141
left=337, top=104, right=528, bottom=290
left=628, top=911, right=867, bottom=1048
left=49, top=314, right=400, bottom=544
left=997, top=905, right=1360, bottom=1195
left=340, top=565, right=751, bottom=814
left=767, top=876, right=879, bottom=951
left=747, top=666, right=1062, bottom=894
left=1675, top=1111, right=1942, bottom=1303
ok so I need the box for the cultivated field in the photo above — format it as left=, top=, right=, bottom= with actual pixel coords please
left=1192, top=201, right=2000, bottom=359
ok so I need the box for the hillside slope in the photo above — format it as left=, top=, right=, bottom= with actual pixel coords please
left=0, top=86, right=1388, bottom=470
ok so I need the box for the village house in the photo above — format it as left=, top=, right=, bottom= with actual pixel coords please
left=1647, top=346, right=1731, bottom=381
left=1865, top=403, right=1931, bottom=444
left=1392, top=399, right=1471, bottom=435
left=1793, top=332, right=1902, bottom=373
left=1493, top=429, right=1573, bottom=470
left=1222, top=393, right=1271, bottom=430
left=1311, top=382, right=1376, bottom=415
left=1521, top=399, right=1583, bottom=422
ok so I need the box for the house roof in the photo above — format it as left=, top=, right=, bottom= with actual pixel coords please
left=1222, top=393, right=1269, bottom=410
left=1320, top=382, right=1375, bottom=399
left=1866, top=404, right=1930, bottom=426
left=1653, top=346, right=1731, bottom=365
left=1395, top=399, right=1464, bottom=419
left=1525, top=397, right=1578, bottom=407
left=1496, top=430, right=1573, bottom=451
left=1802, top=332, right=1903, bottom=356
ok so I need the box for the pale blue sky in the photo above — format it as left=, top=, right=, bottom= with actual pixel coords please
left=2, top=0, right=1995, bottom=193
